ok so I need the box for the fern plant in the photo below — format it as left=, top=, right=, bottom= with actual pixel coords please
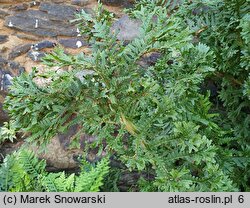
left=0, top=121, right=17, bottom=143
left=42, top=157, right=109, bottom=192
left=0, top=149, right=110, bottom=192
left=177, top=0, right=250, bottom=191
left=0, top=150, right=46, bottom=192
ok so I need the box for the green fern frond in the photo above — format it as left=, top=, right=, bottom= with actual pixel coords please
left=74, top=158, right=110, bottom=192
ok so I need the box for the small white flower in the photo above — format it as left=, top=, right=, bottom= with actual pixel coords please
left=30, top=51, right=40, bottom=61
left=76, top=41, right=83, bottom=48
left=31, top=44, right=39, bottom=51
left=5, top=74, right=13, bottom=82
left=77, top=28, right=81, bottom=37
left=35, top=19, right=38, bottom=28
left=8, top=21, right=13, bottom=27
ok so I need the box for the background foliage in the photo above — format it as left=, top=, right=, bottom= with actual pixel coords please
left=0, top=0, right=249, bottom=191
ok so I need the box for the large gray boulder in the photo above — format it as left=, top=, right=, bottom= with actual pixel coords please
left=111, top=15, right=141, bottom=41
left=4, top=3, right=80, bottom=37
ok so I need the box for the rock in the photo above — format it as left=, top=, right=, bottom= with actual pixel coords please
left=0, top=100, right=9, bottom=125
left=57, top=124, right=97, bottom=149
left=111, top=15, right=141, bottom=41
left=58, top=38, right=87, bottom=49
left=8, top=61, right=25, bottom=76
left=0, top=58, right=25, bottom=125
left=0, top=58, right=11, bottom=124
left=8, top=43, right=32, bottom=59
left=117, top=171, right=154, bottom=191
left=0, top=136, right=80, bottom=170
left=29, top=1, right=41, bottom=7
left=75, top=70, right=95, bottom=82
left=0, top=9, right=9, bottom=19
left=38, top=137, right=80, bottom=170
left=16, top=34, right=41, bottom=41
left=0, top=35, right=8, bottom=44
left=39, top=2, right=79, bottom=21
left=0, top=57, right=8, bottom=67
left=101, top=0, right=134, bottom=7
left=101, top=0, right=122, bottom=5
left=138, top=52, right=162, bottom=68
left=0, top=0, right=29, bottom=2
left=10, top=3, right=29, bottom=11
left=50, top=0, right=66, bottom=3
left=71, top=0, right=89, bottom=6
left=2, top=74, right=12, bottom=90
left=192, top=5, right=210, bottom=15
left=26, top=124, right=98, bottom=170
left=31, top=40, right=56, bottom=51
left=0, top=46, right=8, bottom=54
left=5, top=10, right=78, bottom=37
left=27, top=50, right=46, bottom=62
left=0, top=69, right=13, bottom=92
